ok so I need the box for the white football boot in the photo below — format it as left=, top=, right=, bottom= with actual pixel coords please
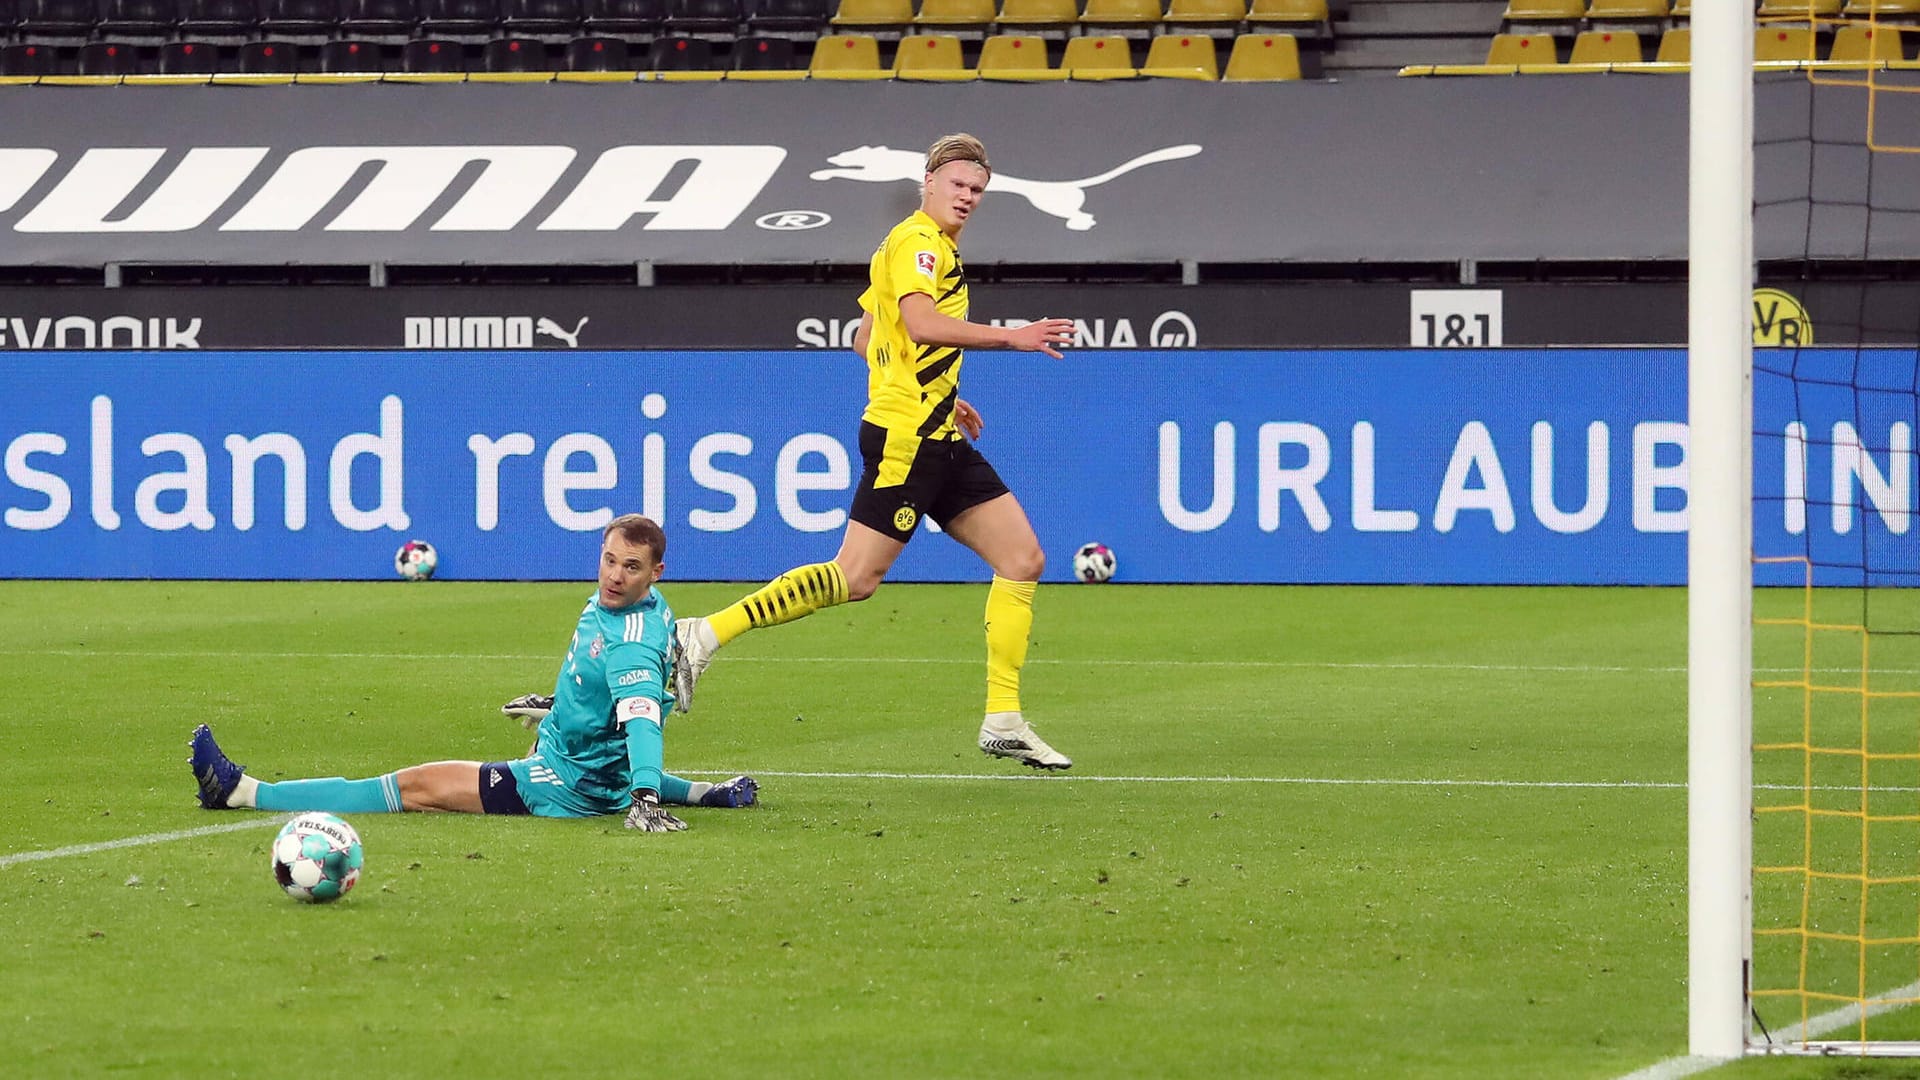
left=978, top=711, right=1072, bottom=770
left=671, top=615, right=718, bottom=714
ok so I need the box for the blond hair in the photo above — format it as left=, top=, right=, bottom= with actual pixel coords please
left=924, top=133, right=990, bottom=177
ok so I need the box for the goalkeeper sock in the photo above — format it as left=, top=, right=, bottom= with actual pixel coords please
left=708, top=561, right=850, bottom=646
left=252, top=773, right=404, bottom=813
left=657, top=774, right=713, bottom=806
left=984, top=575, right=1037, bottom=715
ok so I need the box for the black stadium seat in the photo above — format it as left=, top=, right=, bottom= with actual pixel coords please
left=585, top=0, right=662, bottom=36
left=648, top=32, right=710, bottom=66
left=239, top=39, right=301, bottom=70
left=0, top=0, right=19, bottom=32
left=421, top=0, right=497, bottom=37
left=19, top=0, right=101, bottom=38
left=99, top=0, right=176, bottom=37
left=564, top=32, right=628, bottom=67
left=745, top=0, right=826, bottom=36
left=0, top=41, right=61, bottom=74
left=78, top=39, right=143, bottom=71
left=260, top=0, right=341, bottom=35
left=665, top=0, right=735, bottom=35
left=502, top=0, right=579, bottom=35
left=732, top=33, right=794, bottom=67
left=401, top=35, right=465, bottom=69
left=339, top=0, right=416, bottom=37
left=319, top=37, right=384, bottom=68
left=159, top=39, right=222, bottom=71
left=483, top=34, right=548, bottom=67
left=179, top=0, right=258, bottom=35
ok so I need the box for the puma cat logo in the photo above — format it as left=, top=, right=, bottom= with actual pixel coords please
left=809, top=144, right=1203, bottom=231
left=535, top=316, right=589, bottom=348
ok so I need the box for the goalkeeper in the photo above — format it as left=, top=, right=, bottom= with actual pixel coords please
left=188, top=514, right=754, bottom=833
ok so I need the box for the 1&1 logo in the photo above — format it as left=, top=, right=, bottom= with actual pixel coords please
left=1753, top=288, right=1812, bottom=346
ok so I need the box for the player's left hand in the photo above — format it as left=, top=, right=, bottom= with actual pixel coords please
left=624, top=791, right=688, bottom=832
left=955, top=398, right=983, bottom=440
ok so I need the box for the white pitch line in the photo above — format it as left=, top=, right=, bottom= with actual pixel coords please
left=0, top=818, right=284, bottom=869
left=1614, top=980, right=1920, bottom=1080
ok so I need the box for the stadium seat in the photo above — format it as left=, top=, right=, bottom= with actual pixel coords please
left=503, top=0, right=583, bottom=34
left=976, top=33, right=1065, bottom=79
left=1754, top=25, right=1815, bottom=61
left=1584, top=0, right=1662, bottom=15
left=260, top=0, right=342, bottom=36
left=159, top=40, right=222, bottom=71
left=484, top=34, right=550, bottom=66
left=340, top=0, right=417, bottom=36
left=1061, top=33, right=1137, bottom=76
left=665, top=0, right=737, bottom=35
left=1568, top=27, right=1640, bottom=61
left=1668, top=0, right=1687, bottom=19
left=1757, top=0, right=1842, bottom=18
left=1079, top=0, right=1163, bottom=36
left=1141, top=32, right=1217, bottom=77
left=1653, top=24, right=1685, bottom=60
left=744, top=0, right=825, bottom=36
left=100, top=0, right=178, bottom=37
left=586, top=0, right=662, bottom=34
left=320, top=38, right=385, bottom=68
left=422, top=0, right=502, bottom=37
left=402, top=37, right=467, bottom=69
left=807, top=30, right=885, bottom=74
left=239, top=39, right=302, bottom=70
left=180, top=0, right=260, bottom=36
left=994, top=0, right=1076, bottom=35
left=565, top=33, right=629, bottom=65
left=912, top=0, right=993, bottom=35
left=1246, top=0, right=1326, bottom=37
left=1829, top=23, right=1907, bottom=60
left=649, top=32, right=713, bottom=65
left=0, top=41, right=61, bottom=75
left=1222, top=30, right=1298, bottom=78
left=1485, top=31, right=1557, bottom=63
left=893, top=31, right=972, bottom=76
left=78, top=39, right=142, bottom=72
left=0, top=0, right=18, bottom=31
left=1500, top=0, right=1582, bottom=35
left=19, top=0, right=100, bottom=38
left=828, top=0, right=908, bottom=34
left=731, top=33, right=798, bottom=66
left=1165, top=0, right=1246, bottom=31
left=1842, top=0, right=1920, bottom=17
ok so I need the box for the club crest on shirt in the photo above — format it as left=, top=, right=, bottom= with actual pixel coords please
left=894, top=506, right=917, bottom=532
left=589, top=634, right=604, bottom=659
left=915, top=251, right=937, bottom=278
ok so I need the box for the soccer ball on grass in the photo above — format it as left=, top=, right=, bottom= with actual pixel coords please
left=271, top=812, right=364, bottom=903
left=395, top=539, right=437, bottom=581
left=1072, top=542, right=1116, bottom=583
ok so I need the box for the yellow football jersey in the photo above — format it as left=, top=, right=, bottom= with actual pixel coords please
left=857, top=209, right=970, bottom=443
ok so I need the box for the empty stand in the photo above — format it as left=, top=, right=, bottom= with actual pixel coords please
left=585, top=0, right=662, bottom=35
left=1485, top=30, right=1557, bottom=63
left=1222, top=30, right=1299, bottom=78
left=564, top=32, right=629, bottom=65
left=340, top=0, right=419, bottom=38
left=180, top=0, right=260, bottom=37
left=744, top=0, right=826, bottom=36
left=1653, top=24, right=1685, bottom=60
left=807, top=30, right=885, bottom=74
left=420, top=0, right=502, bottom=38
left=664, top=0, right=738, bottom=36
left=320, top=37, right=385, bottom=68
left=1500, top=0, right=1583, bottom=36
left=893, top=31, right=971, bottom=76
left=1756, top=0, right=1842, bottom=18
left=1841, top=0, right=1920, bottom=17
left=240, top=39, right=302, bottom=70
left=484, top=34, right=550, bottom=66
left=912, top=0, right=993, bottom=36
left=648, top=31, right=713, bottom=64
left=828, top=0, right=910, bottom=36
left=1829, top=22, right=1907, bottom=60
left=1754, top=25, right=1815, bottom=60
left=976, top=33, right=1065, bottom=78
left=502, top=0, right=583, bottom=35
left=79, top=39, right=142, bottom=71
left=1246, top=0, right=1327, bottom=37
left=1061, top=33, right=1137, bottom=77
left=731, top=33, right=798, bottom=65
left=1, top=41, right=61, bottom=74
left=100, top=0, right=178, bottom=38
left=261, top=0, right=344, bottom=37
left=20, top=0, right=100, bottom=39
left=1079, top=0, right=1163, bottom=38
left=1568, top=27, right=1640, bottom=62
left=1165, top=0, right=1246, bottom=37
left=1142, top=31, right=1218, bottom=77
left=994, top=0, right=1077, bottom=36
left=401, top=36, right=466, bottom=68
left=159, top=39, right=222, bottom=71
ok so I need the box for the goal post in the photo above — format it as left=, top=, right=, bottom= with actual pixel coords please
left=1687, top=0, right=1755, bottom=1060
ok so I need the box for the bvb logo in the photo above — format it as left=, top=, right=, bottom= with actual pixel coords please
left=1753, top=288, right=1813, bottom=346
left=893, top=506, right=917, bottom=532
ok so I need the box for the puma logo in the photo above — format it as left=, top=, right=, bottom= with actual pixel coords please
left=535, top=316, right=589, bottom=348
left=809, top=144, right=1203, bottom=231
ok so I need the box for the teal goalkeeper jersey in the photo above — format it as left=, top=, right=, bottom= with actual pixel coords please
left=534, top=588, right=677, bottom=804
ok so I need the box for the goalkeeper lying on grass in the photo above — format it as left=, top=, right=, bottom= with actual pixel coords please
left=190, top=514, right=756, bottom=833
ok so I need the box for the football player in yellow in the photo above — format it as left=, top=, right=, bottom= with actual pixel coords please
left=672, top=133, right=1078, bottom=768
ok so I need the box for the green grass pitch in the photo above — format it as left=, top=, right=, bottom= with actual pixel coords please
left=5, top=579, right=1920, bottom=1078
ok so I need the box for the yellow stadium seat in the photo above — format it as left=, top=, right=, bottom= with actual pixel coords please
left=1654, top=25, right=1688, bottom=61
left=894, top=33, right=976, bottom=77
left=1166, top=0, right=1248, bottom=25
left=915, top=0, right=997, bottom=31
left=1843, top=0, right=1920, bottom=16
left=1754, top=25, right=1817, bottom=61
left=1757, top=0, right=1843, bottom=17
left=1080, top=0, right=1165, bottom=33
left=1247, top=0, right=1326, bottom=30
left=809, top=33, right=890, bottom=76
left=1222, top=31, right=1300, bottom=79
left=977, top=33, right=1068, bottom=78
left=1829, top=23, right=1907, bottom=60
left=1585, top=0, right=1665, bottom=17
left=1486, top=31, right=1558, bottom=63
left=1569, top=28, right=1642, bottom=62
left=1062, top=34, right=1139, bottom=77
left=995, top=0, right=1079, bottom=33
left=1141, top=32, right=1219, bottom=76
left=1669, top=0, right=1688, bottom=17
left=1502, top=0, right=1583, bottom=26
left=830, top=0, right=914, bottom=32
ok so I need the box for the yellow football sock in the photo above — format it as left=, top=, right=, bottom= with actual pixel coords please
left=984, top=575, right=1037, bottom=715
left=708, top=561, right=850, bottom=646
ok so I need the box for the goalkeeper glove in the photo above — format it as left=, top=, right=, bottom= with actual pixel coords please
left=623, top=790, right=687, bottom=833
left=501, top=693, right=553, bottom=730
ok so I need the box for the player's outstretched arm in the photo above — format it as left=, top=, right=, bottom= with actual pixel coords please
left=897, top=294, right=1074, bottom=359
